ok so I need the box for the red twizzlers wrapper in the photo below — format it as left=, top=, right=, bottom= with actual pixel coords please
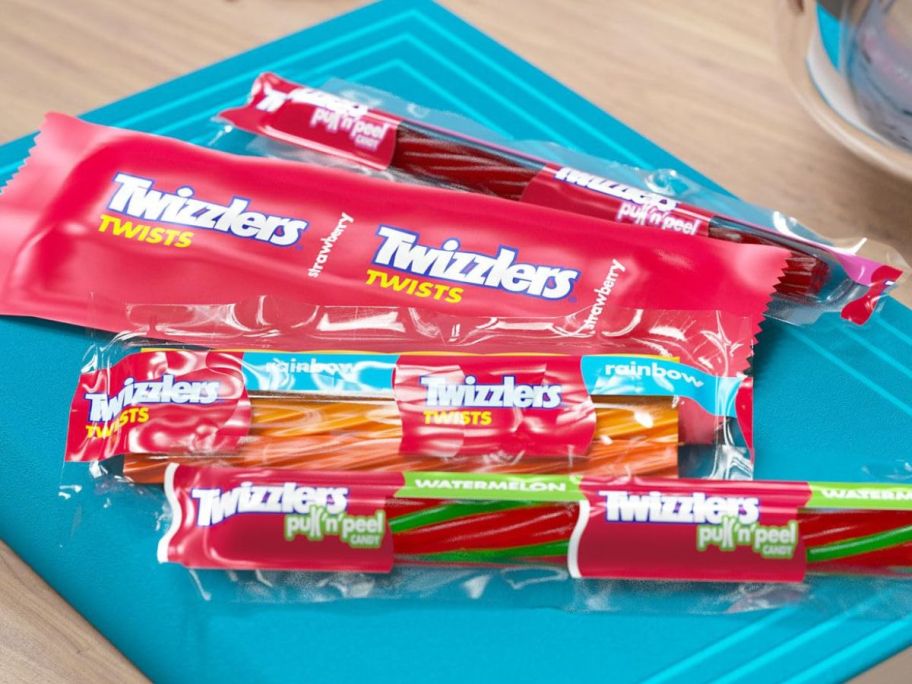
left=0, top=115, right=786, bottom=365
left=66, top=350, right=251, bottom=462
left=160, top=465, right=400, bottom=573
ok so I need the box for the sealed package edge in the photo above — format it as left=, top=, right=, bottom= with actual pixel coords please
left=159, top=464, right=912, bottom=583
left=0, top=114, right=787, bottom=374
left=217, top=73, right=906, bottom=325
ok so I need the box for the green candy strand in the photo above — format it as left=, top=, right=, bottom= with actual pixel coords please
left=388, top=499, right=541, bottom=534
left=807, top=524, right=912, bottom=564
left=406, top=538, right=570, bottom=564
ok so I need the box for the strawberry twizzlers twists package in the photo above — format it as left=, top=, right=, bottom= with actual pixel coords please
left=0, top=114, right=788, bottom=356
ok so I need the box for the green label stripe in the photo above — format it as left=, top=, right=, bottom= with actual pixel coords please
left=807, top=524, right=912, bottom=564
left=396, top=472, right=584, bottom=502
left=807, top=483, right=912, bottom=510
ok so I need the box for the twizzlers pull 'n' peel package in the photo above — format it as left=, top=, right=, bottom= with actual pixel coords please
left=159, top=464, right=912, bottom=582
left=0, top=115, right=788, bottom=372
left=219, top=73, right=905, bottom=324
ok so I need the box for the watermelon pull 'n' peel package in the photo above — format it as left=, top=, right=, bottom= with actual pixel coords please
left=159, top=464, right=912, bottom=585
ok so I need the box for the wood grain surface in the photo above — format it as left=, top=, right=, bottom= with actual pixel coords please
left=0, top=1, right=909, bottom=681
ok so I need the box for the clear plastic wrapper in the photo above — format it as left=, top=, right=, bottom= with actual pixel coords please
left=158, top=465, right=912, bottom=582
left=59, top=461, right=912, bottom=615
left=213, top=73, right=909, bottom=325
left=64, top=297, right=761, bottom=480
left=71, top=350, right=683, bottom=482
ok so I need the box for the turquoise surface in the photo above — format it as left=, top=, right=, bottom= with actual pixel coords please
left=2, top=2, right=912, bottom=681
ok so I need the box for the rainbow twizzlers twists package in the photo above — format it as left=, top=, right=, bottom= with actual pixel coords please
left=0, top=114, right=788, bottom=372
left=63, top=347, right=757, bottom=482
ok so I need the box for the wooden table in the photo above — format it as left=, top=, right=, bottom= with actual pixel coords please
left=1, top=1, right=909, bottom=681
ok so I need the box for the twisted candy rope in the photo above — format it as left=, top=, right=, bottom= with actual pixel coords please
left=124, top=395, right=679, bottom=483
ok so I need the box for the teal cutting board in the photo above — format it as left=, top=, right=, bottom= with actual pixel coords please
left=2, top=2, right=912, bottom=682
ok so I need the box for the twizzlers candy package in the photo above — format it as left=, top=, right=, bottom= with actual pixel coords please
left=159, top=464, right=912, bottom=583
left=0, top=114, right=787, bottom=373
left=219, top=73, right=905, bottom=324
left=64, top=349, right=705, bottom=481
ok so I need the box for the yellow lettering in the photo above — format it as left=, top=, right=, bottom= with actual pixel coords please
left=365, top=269, right=462, bottom=305
left=96, top=215, right=194, bottom=249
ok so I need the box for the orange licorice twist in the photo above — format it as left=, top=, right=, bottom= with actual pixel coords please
left=123, top=395, right=678, bottom=483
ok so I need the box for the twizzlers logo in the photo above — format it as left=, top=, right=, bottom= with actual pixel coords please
left=371, top=225, right=581, bottom=301
left=553, top=167, right=679, bottom=211
left=189, top=482, right=386, bottom=550
left=421, top=375, right=563, bottom=409
left=601, top=491, right=760, bottom=525
left=103, top=172, right=309, bottom=247
left=599, top=490, right=799, bottom=560
left=254, top=83, right=369, bottom=119
left=191, top=482, right=349, bottom=527
left=85, top=375, right=221, bottom=423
